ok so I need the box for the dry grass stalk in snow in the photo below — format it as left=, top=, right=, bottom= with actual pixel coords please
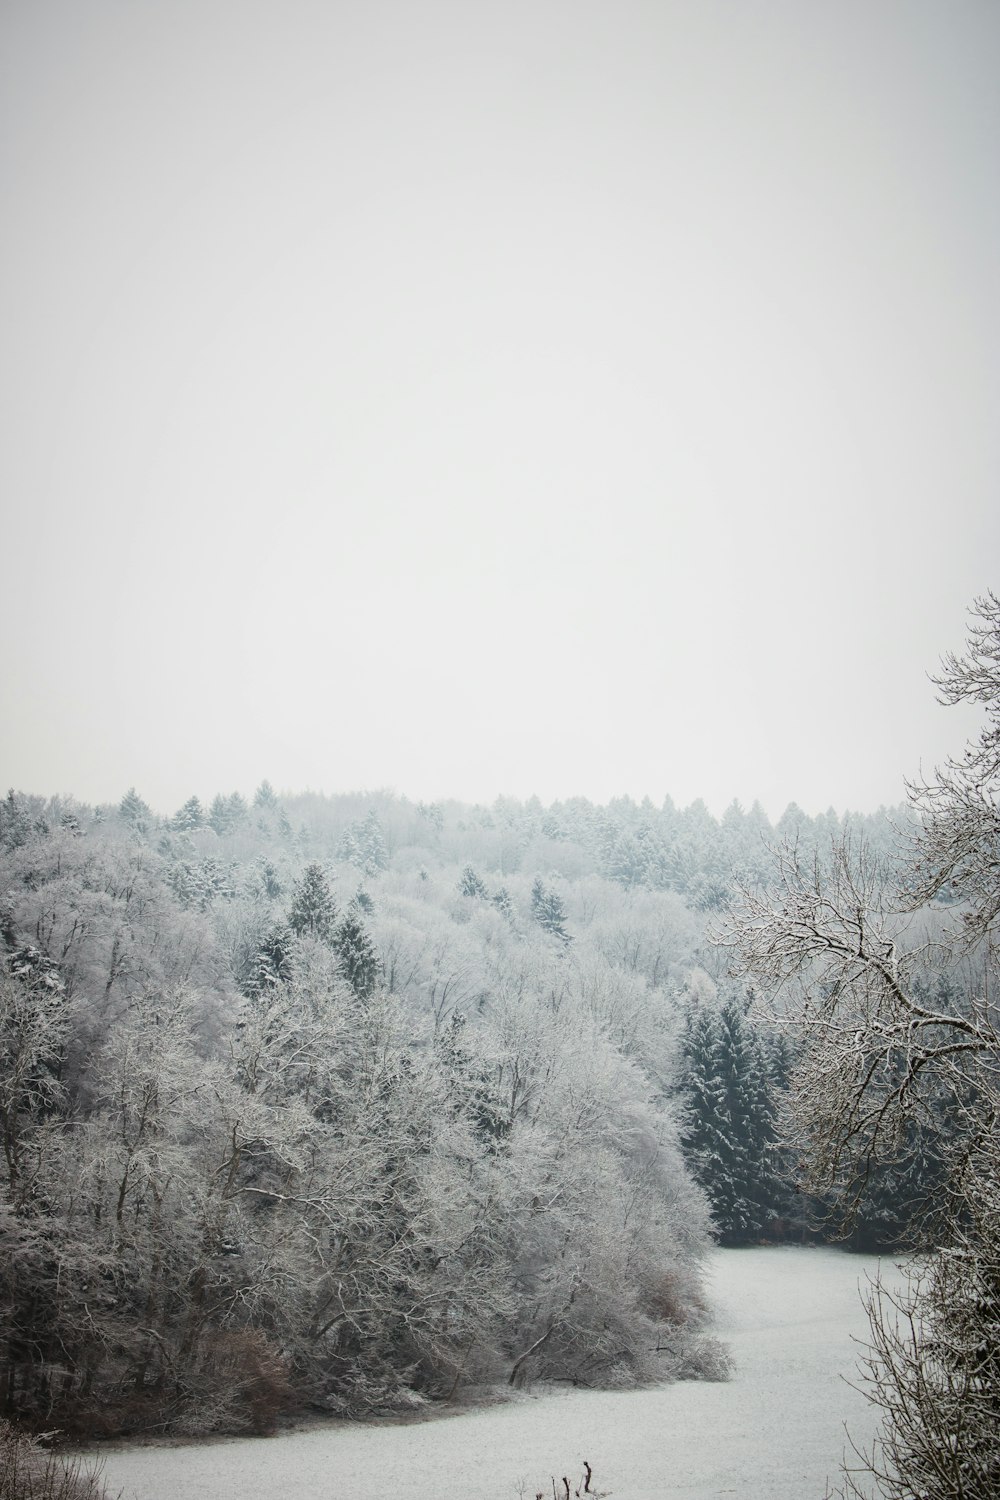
left=0, top=1422, right=117, bottom=1500
left=515, top=1461, right=610, bottom=1500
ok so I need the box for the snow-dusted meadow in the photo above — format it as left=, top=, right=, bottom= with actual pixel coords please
left=96, top=1245, right=893, bottom=1500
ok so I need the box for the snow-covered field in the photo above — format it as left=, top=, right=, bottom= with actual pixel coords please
left=95, top=1246, right=894, bottom=1500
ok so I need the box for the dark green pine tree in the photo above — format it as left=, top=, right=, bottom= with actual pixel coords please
left=758, top=1026, right=809, bottom=1236
left=529, top=877, right=546, bottom=918
left=334, top=911, right=380, bottom=999
left=763, top=1026, right=795, bottom=1092
left=530, top=878, right=571, bottom=943
left=680, top=1005, right=735, bottom=1230
left=716, top=998, right=782, bottom=1242
left=243, top=923, right=295, bottom=997
left=288, top=862, right=338, bottom=941
left=681, top=1000, right=783, bottom=1245
left=842, top=1114, right=948, bottom=1251
left=836, top=1047, right=956, bottom=1250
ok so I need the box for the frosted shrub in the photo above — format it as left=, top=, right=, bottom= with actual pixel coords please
left=172, top=1330, right=295, bottom=1436
left=0, top=1423, right=116, bottom=1500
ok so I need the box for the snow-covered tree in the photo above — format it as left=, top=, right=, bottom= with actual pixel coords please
left=679, top=992, right=785, bottom=1244
left=458, top=864, right=488, bottom=899
left=116, top=786, right=152, bottom=834
left=491, top=885, right=514, bottom=920
left=208, top=790, right=249, bottom=835
left=724, top=593, right=1000, bottom=1499
left=530, top=877, right=571, bottom=943
left=0, top=791, right=38, bottom=852
left=679, top=1005, right=732, bottom=1227
left=339, top=811, right=389, bottom=876
left=0, top=950, right=66, bottom=1196
left=170, top=795, right=205, bottom=831
left=288, top=861, right=338, bottom=941
left=334, top=910, right=380, bottom=999
left=243, top=922, right=295, bottom=996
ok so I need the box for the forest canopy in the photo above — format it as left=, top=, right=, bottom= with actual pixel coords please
left=0, top=778, right=910, bottom=1436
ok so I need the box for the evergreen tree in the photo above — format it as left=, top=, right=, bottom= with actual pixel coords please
left=166, top=862, right=199, bottom=908
left=171, top=795, right=205, bottom=831
left=337, top=824, right=361, bottom=865
left=841, top=1113, right=950, bottom=1251
left=681, top=999, right=782, bottom=1244
left=253, top=780, right=279, bottom=808
left=530, top=878, right=571, bottom=943
left=208, top=793, right=230, bottom=835
left=459, top=865, right=488, bottom=899
left=255, top=859, right=283, bottom=899
left=1, top=792, right=26, bottom=851
left=716, top=998, right=781, bottom=1240
left=166, top=856, right=236, bottom=910
left=764, top=1026, right=794, bottom=1091
left=680, top=1005, right=733, bottom=1229
left=226, top=791, right=249, bottom=826
left=7, top=943, right=64, bottom=992
left=359, top=809, right=389, bottom=875
left=340, top=812, right=389, bottom=875
left=118, top=786, right=152, bottom=834
left=334, top=911, right=380, bottom=998
left=209, top=791, right=248, bottom=836
left=288, top=862, right=338, bottom=941
left=491, top=885, right=514, bottom=920
left=240, top=922, right=295, bottom=997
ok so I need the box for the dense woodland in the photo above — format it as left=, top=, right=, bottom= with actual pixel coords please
left=0, top=781, right=940, bottom=1437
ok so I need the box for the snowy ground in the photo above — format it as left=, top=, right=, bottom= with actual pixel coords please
left=94, top=1246, right=894, bottom=1500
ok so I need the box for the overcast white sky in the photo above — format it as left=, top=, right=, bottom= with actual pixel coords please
left=2, top=0, right=997, bottom=820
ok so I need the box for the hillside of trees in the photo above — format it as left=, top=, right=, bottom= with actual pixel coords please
left=0, top=783, right=928, bottom=1436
